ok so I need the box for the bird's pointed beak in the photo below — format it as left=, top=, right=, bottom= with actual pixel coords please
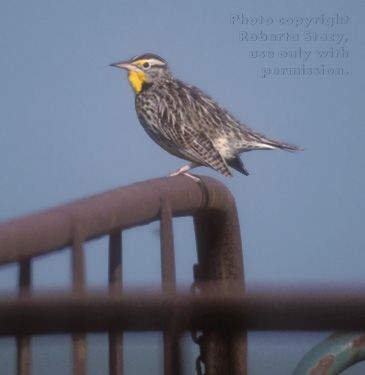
left=109, top=62, right=138, bottom=71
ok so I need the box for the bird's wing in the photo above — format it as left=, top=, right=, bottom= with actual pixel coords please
left=157, top=101, right=233, bottom=177
left=172, top=126, right=233, bottom=177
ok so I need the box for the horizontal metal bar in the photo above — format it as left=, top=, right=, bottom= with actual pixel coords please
left=0, top=176, right=235, bottom=265
left=0, top=291, right=365, bottom=336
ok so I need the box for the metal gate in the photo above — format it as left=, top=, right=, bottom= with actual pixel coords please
left=0, top=175, right=246, bottom=375
left=1, top=175, right=364, bottom=375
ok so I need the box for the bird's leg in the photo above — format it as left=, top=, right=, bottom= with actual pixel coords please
left=169, top=163, right=199, bottom=175
left=168, top=163, right=201, bottom=182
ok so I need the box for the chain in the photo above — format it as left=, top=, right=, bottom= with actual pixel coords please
left=191, top=264, right=205, bottom=375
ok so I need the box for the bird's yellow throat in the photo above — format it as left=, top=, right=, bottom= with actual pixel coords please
left=128, top=70, right=146, bottom=95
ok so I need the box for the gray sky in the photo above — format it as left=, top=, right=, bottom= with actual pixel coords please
left=0, top=1, right=364, bottom=374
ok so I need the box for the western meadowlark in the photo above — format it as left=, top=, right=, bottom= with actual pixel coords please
left=110, top=53, right=303, bottom=178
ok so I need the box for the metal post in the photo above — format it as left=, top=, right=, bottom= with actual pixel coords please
left=160, top=198, right=181, bottom=375
left=17, top=259, right=31, bottom=375
left=194, top=186, right=247, bottom=375
left=108, top=231, right=123, bottom=375
left=72, top=223, right=86, bottom=375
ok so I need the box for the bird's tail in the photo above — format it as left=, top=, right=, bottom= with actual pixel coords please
left=252, top=132, right=304, bottom=152
left=262, top=139, right=304, bottom=152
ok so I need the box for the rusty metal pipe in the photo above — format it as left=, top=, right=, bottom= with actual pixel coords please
left=0, top=176, right=237, bottom=265
left=1, top=292, right=365, bottom=336
left=17, top=260, right=31, bottom=375
left=159, top=198, right=181, bottom=375
left=71, top=223, right=86, bottom=375
left=0, top=175, right=247, bottom=375
left=193, top=180, right=246, bottom=375
left=108, top=231, right=123, bottom=375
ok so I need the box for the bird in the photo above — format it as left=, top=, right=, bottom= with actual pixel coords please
left=110, top=53, right=303, bottom=178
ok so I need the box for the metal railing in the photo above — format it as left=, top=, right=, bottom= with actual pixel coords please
left=0, top=175, right=246, bottom=375
left=1, top=175, right=365, bottom=375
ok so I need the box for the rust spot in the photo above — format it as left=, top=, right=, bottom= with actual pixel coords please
left=309, top=354, right=335, bottom=375
left=352, top=333, right=365, bottom=351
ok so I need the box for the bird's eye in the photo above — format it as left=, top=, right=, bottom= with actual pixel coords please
left=143, top=62, right=150, bottom=69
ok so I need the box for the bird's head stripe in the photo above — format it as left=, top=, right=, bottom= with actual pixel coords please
left=131, top=58, right=166, bottom=67
left=131, top=53, right=166, bottom=65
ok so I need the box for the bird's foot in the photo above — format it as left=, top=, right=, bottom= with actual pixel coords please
left=168, top=163, right=201, bottom=183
